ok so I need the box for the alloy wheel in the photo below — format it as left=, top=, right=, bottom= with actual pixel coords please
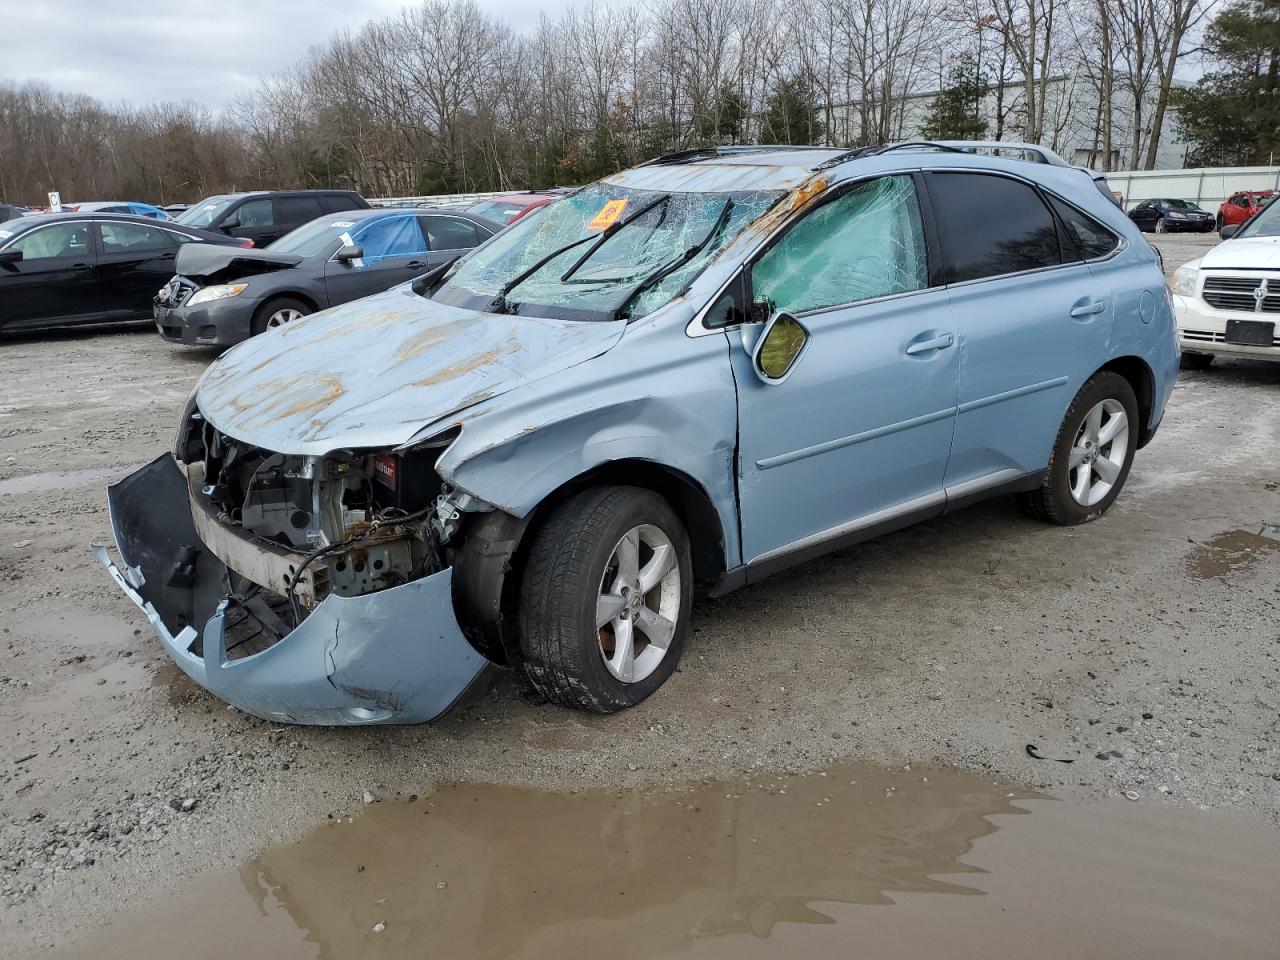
left=266, top=308, right=304, bottom=328
left=1068, top=399, right=1130, bottom=507
left=596, top=524, right=681, bottom=683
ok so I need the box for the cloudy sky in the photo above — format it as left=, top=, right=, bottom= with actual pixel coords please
left=0, top=0, right=562, bottom=110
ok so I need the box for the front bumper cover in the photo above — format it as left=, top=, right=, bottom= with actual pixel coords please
left=93, top=454, right=497, bottom=725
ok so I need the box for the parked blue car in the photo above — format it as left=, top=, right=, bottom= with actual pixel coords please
left=96, top=142, right=1178, bottom=724
left=72, top=201, right=172, bottom=220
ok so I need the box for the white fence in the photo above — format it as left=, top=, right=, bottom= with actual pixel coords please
left=373, top=165, right=1280, bottom=215
left=1104, top=166, right=1280, bottom=211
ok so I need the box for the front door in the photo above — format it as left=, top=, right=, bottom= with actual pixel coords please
left=924, top=171, right=1115, bottom=489
left=0, top=221, right=99, bottom=331
left=731, top=174, right=960, bottom=567
left=323, top=213, right=431, bottom=306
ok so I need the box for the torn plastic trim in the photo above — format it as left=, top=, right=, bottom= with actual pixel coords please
left=94, top=454, right=497, bottom=725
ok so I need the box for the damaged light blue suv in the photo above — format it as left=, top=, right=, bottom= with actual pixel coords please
left=96, top=142, right=1179, bottom=724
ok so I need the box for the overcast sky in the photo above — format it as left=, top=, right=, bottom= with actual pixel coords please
left=0, top=0, right=563, bottom=111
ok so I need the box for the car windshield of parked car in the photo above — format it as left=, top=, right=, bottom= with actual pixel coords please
left=1164, top=199, right=1203, bottom=211
left=433, top=184, right=781, bottom=321
left=267, top=217, right=353, bottom=258
left=1238, top=198, right=1280, bottom=238
left=177, top=197, right=238, bottom=228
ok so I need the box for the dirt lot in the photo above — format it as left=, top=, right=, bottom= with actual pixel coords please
left=2, top=232, right=1279, bottom=953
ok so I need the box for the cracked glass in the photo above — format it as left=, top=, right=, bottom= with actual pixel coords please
left=751, top=175, right=928, bottom=315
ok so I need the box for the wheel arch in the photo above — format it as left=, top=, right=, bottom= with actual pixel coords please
left=257, top=290, right=320, bottom=314
left=1098, top=355, right=1156, bottom=448
left=451, top=459, right=728, bottom=668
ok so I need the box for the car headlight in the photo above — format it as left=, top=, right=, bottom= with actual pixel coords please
left=187, top=282, right=248, bottom=306
left=1167, top=211, right=1186, bottom=219
left=1171, top=260, right=1201, bottom=297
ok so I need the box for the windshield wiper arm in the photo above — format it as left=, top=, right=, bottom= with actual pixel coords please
left=488, top=192, right=673, bottom=314
left=608, top=199, right=734, bottom=321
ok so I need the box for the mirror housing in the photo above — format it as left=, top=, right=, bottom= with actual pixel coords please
left=219, top=215, right=241, bottom=232
left=0, top=249, right=22, bottom=265
left=335, top=243, right=364, bottom=264
left=751, top=311, right=809, bottom=384
left=1219, top=224, right=1239, bottom=240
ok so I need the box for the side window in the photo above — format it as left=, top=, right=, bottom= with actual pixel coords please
left=929, top=173, right=1062, bottom=283
left=100, top=222, right=176, bottom=253
left=1233, top=196, right=1250, bottom=208
left=1048, top=196, right=1120, bottom=261
left=9, top=224, right=90, bottom=260
left=424, top=216, right=483, bottom=251
left=351, top=215, right=427, bottom=263
left=751, top=175, right=928, bottom=314
left=324, top=195, right=363, bottom=213
left=277, top=196, right=323, bottom=226
left=235, top=199, right=274, bottom=228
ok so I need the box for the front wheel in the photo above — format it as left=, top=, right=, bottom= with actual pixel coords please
left=251, top=296, right=311, bottom=336
left=1154, top=217, right=1167, bottom=234
left=517, top=486, right=692, bottom=712
left=1020, top=371, right=1139, bottom=525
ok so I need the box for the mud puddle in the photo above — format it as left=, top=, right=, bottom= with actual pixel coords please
left=1187, top=527, right=1280, bottom=579
left=0, top=464, right=142, bottom=496
left=36, top=763, right=1280, bottom=959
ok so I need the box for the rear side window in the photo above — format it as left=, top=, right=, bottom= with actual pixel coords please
left=324, top=195, right=364, bottom=213
left=100, top=221, right=177, bottom=253
left=277, top=196, right=323, bottom=226
left=929, top=172, right=1061, bottom=283
left=1047, top=196, right=1119, bottom=261
left=751, top=174, right=929, bottom=314
left=424, top=216, right=485, bottom=250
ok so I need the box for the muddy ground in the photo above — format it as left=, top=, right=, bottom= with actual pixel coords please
left=2, top=232, right=1278, bottom=953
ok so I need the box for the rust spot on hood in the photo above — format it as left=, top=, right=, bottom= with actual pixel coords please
left=273, top=375, right=345, bottom=420
left=412, top=338, right=519, bottom=388
left=394, top=319, right=471, bottom=365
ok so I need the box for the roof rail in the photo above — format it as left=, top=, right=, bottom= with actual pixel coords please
left=640, top=144, right=847, bottom=167
left=815, top=140, right=1074, bottom=170
left=814, top=141, right=970, bottom=169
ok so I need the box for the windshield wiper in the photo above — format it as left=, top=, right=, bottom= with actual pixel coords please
left=489, top=192, right=672, bottom=314
left=608, top=199, right=734, bottom=321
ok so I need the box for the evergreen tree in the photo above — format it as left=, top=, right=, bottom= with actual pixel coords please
left=920, top=66, right=991, bottom=141
left=760, top=76, right=823, bottom=145
left=1172, top=0, right=1280, bottom=166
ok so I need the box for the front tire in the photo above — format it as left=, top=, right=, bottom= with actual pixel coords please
left=1154, top=217, right=1167, bottom=234
left=250, top=296, right=311, bottom=336
left=1020, top=372, right=1139, bottom=525
left=517, top=486, right=692, bottom=712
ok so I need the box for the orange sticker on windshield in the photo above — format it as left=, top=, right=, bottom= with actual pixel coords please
left=587, top=199, right=628, bottom=231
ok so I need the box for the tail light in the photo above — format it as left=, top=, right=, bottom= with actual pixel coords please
left=236, top=238, right=255, bottom=248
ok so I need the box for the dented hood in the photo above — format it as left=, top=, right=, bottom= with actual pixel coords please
left=195, top=285, right=627, bottom=455
left=176, top=243, right=303, bottom=281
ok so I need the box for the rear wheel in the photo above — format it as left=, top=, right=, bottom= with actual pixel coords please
left=250, top=296, right=310, bottom=336
left=1020, top=372, right=1139, bottom=525
left=517, top=486, right=692, bottom=712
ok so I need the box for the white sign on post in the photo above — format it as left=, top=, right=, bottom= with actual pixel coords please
left=48, top=191, right=62, bottom=213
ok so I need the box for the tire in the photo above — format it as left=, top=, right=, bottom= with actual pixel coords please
left=517, top=486, right=693, bottom=712
left=1216, top=214, right=1224, bottom=231
left=1019, top=371, right=1140, bottom=526
left=1153, top=217, right=1167, bottom=234
left=1181, top=351, right=1214, bottom=371
left=250, top=296, right=311, bottom=336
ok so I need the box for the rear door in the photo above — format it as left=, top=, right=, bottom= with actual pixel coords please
left=323, top=213, right=430, bottom=305
left=927, top=171, right=1113, bottom=490
left=422, top=215, right=490, bottom=269
left=96, top=220, right=185, bottom=321
left=0, top=221, right=100, bottom=331
left=274, top=195, right=325, bottom=243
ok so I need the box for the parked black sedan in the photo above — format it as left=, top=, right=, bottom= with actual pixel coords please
left=0, top=213, right=247, bottom=335
left=154, top=207, right=499, bottom=346
left=1127, top=198, right=1216, bottom=233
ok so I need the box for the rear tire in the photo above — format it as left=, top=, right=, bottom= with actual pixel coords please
left=1181, top=351, right=1214, bottom=371
left=1019, top=371, right=1139, bottom=525
left=517, top=486, right=692, bottom=712
left=250, top=296, right=311, bottom=336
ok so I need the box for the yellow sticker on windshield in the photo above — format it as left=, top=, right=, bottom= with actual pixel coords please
left=587, top=199, right=628, bottom=231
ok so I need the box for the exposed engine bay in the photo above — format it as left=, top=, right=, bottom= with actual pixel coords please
left=173, top=406, right=479, bottom=654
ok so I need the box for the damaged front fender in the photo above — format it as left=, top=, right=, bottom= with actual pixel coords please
left=94, top=455, right=496, bottom=725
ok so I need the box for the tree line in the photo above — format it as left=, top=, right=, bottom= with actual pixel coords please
left=1, top=0, right=1265, bottom=206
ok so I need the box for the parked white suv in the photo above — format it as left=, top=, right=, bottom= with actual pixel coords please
left=1172, top=198, right=1280, bottom=368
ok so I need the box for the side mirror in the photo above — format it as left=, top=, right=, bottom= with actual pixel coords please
left=1219, top=224, right=1239, bottom=240
left=0, top=249, right=22, bottom=265
left=335, top=243, right=364, bottom=264
left=751, top=311, right=809, bottom=384
left=219, top=215, right=241, bottom=232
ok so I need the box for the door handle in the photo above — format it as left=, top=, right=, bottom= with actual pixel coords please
left=70, top=263, right=91, bottom=271
left=406, top=261, right=425, bottom=269
left=1070, top=300, right=1107, bottom=318
left=905, top=333, right=954, bottom=356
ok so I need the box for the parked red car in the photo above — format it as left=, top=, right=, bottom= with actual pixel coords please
left=1217, top=190, right=1275, bottom=230
left=467, top=191, right=560, bottom=226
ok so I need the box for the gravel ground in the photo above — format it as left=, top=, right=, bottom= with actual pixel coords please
left=3, top=231, right=1278, bottom=953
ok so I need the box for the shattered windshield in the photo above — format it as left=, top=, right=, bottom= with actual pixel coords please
left=432, top=184, right=781, bottom=321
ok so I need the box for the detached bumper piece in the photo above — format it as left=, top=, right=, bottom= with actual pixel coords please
left=94, top=455, right=495, bottom=725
